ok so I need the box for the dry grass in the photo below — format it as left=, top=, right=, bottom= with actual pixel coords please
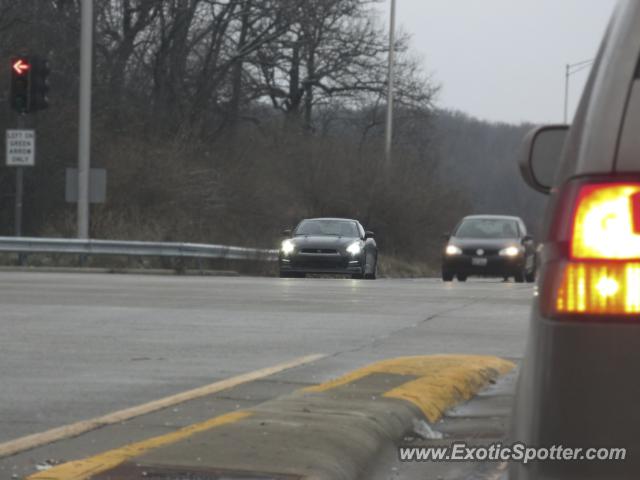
left=377, top=255, right=438, bottom=278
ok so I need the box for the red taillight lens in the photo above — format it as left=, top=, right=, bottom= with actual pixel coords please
left=550, top=182, right=640, bottom=317
left=571, top=184, right=640, bottom=260
left=632, top=192, right=640, bottom=234
left=556, top=262, right=640, bottom=315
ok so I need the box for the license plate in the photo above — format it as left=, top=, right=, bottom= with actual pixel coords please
left=472, top=257, right=488, bottom=267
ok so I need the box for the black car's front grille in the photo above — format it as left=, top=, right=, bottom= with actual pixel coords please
left=462, top=248, right=499, bottom=256
left=292, top=259, right=349, bottom=269
left=300, top=248, right=339, bottom=254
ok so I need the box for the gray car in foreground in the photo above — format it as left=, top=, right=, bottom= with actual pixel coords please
left=511, top=1, right=640, bottom=478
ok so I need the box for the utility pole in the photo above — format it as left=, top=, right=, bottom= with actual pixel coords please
left=78, top=0, right=94, bottom=239
left=563, top=64, right=570, bottom=124
left=384, top=0, right=396, bottom=166
left=564, top=59, right=594, bottom=123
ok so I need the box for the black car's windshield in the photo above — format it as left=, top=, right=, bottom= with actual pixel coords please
left=295, top=220, right=359, bottom=237
left=455, top=219, right=519, bottom=239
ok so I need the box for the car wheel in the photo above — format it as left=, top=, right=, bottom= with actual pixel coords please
left=352, top=273, right=364, bottom=279
left=364, top=253, right=377, bottom=280
left=442, top=271, right=454, bottom=282
left=279, top=271, right=291, bottom=278
left=514, top=271, right=525, bottom=283
left=457, top=274, right=467, bottom=282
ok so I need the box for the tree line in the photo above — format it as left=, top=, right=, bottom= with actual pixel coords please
left=0, top=0, right=545, bottom=272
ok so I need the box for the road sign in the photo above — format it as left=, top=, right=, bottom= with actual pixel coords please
left=6, top=129, right=35, bottom=166
left=65, top=168, right=107, bottom=204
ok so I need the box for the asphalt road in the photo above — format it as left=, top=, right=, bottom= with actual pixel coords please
left=0, top=272, right=532, bottom=478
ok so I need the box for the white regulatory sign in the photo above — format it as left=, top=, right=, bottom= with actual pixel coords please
left=6, top=129, right=35, bottom=167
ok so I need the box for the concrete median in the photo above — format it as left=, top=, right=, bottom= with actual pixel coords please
left=28, top=355, right=515, bottom=480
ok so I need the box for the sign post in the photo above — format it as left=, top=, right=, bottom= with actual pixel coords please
left=6, top=123, right=35, bottom=237
left=15, top=167, right=23, bottom=237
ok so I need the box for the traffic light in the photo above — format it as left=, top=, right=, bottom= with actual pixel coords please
left=9, top=55, right=50, bottom=113
left=10, top=56, right=31, bottom=113
left=30, top=56, right=50, bottom=112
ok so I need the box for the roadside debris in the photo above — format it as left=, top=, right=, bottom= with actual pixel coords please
left=35, top=459, right=63, bottom=471
left=412, top=419, right=444, bottom=440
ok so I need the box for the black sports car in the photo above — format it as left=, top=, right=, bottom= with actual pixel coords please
left=442, top=215, right=536, bottom=283
left=278, top=218, right=378, bottom=279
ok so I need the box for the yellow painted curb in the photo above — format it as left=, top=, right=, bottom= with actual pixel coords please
left=24, top=355, right=514, bottom=480
left=1, top=353, right=324, bottom=459
left=305, top=355, right=515, bottom=422
left=27, top=411, right=251, bottom=480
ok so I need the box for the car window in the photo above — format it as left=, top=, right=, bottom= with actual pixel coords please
left=295, top=220, right=359, bottom=237
left=455, top=219, right=520, bottom=239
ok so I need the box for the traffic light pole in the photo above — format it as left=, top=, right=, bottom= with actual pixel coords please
left=15, top=168, right=23, bottom=236
left=9, top=55, right=49, bottom=243
left=14, top=115, right=25, bottom=237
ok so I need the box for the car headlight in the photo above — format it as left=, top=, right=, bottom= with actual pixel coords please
left=346, top=242, right=362, bottom=256
left=281, top=239, right=295, bottom=255
left=499, top=246, right=521, bottom=257
left=445, top=245, right=462, bottom=256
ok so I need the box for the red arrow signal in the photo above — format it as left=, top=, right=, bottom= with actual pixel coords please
left=12, top=59, right=30, bottom=75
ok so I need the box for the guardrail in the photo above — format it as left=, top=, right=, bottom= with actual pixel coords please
left=0, top=236, right=278, bottom=262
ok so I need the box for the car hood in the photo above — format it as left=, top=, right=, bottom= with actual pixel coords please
left=291, top=235, right=359, bottom=249
left=449, top=237, right=520, bottom=250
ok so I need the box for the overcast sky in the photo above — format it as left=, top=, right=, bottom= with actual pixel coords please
left=388, top=0, right=618, bottom=124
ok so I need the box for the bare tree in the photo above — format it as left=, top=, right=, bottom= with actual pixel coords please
left=0, top=0, right=494, bottom=274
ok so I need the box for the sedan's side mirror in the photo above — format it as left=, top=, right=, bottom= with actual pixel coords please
left=522, top=234, right=534, bottom=244
left=282, top=228, right=292, bottom=237
left=365, top=230, right=375, bottom=239
left=442, top=232, right=451, bottom=240
left=519, top=125, right=569, bottom=195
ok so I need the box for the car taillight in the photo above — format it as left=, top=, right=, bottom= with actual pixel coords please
left=556, top=262, right=640, bottom=314
left=552, top=182, right=640, bottom=316
left=571, top=184, right=640, bottom=259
